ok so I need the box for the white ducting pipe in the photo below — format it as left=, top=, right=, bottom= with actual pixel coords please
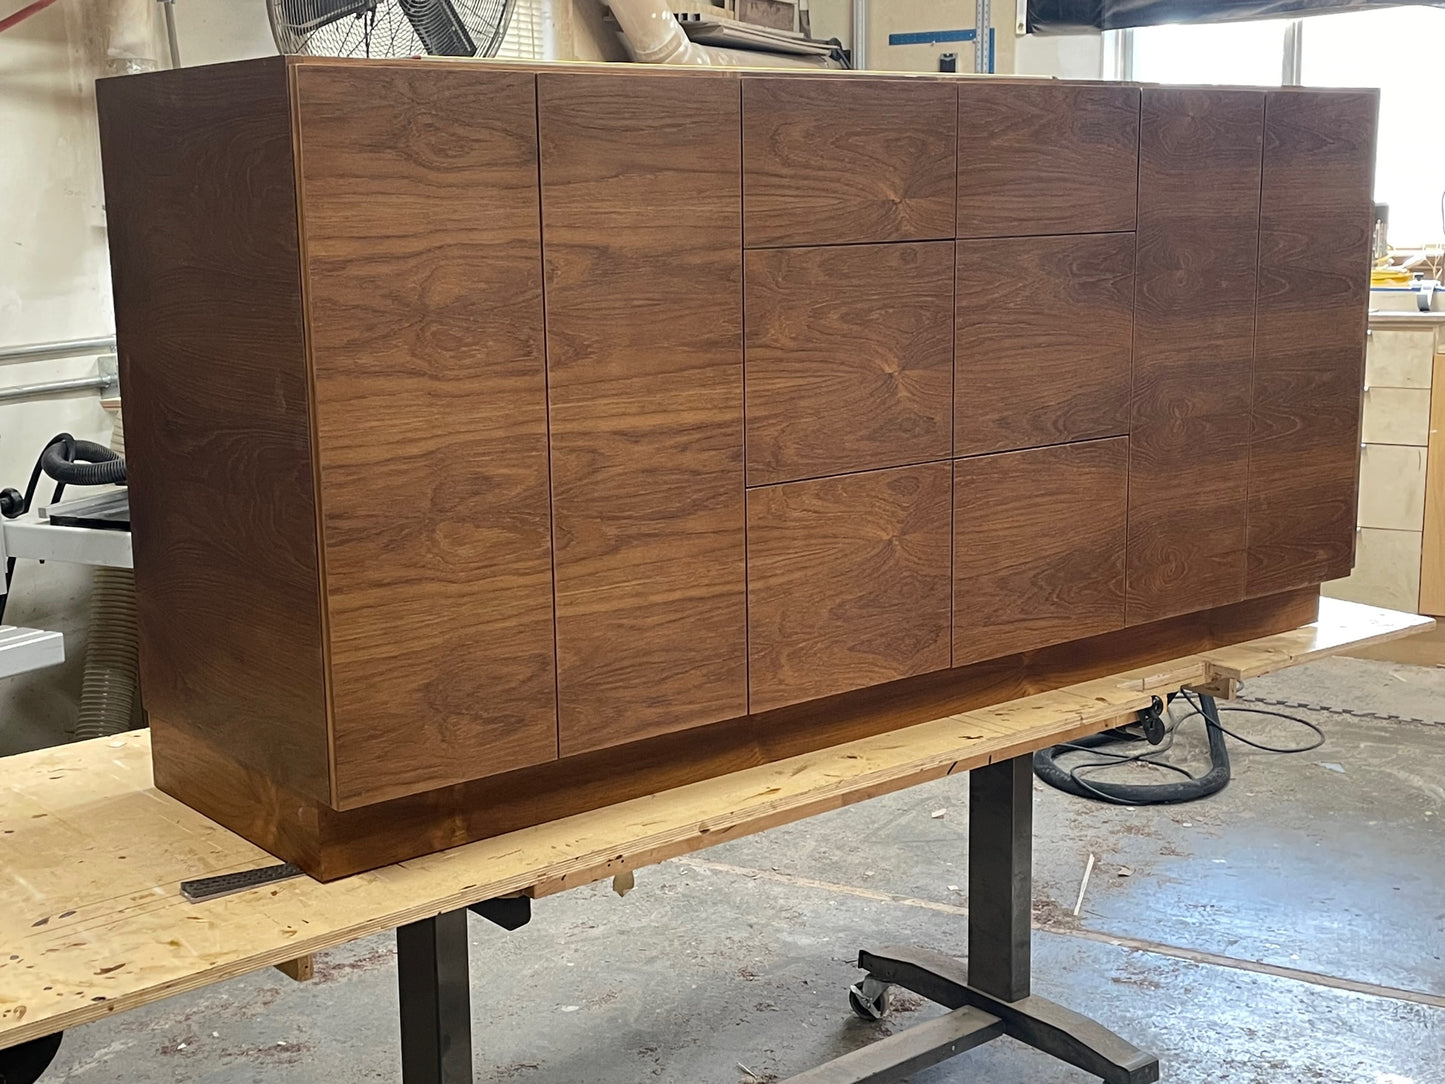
left=608, top=0, right=838, bottom=67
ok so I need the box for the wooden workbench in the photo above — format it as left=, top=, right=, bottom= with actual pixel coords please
left=0, top=598, right=1430, bottom=1079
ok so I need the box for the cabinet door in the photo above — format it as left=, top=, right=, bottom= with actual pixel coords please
left=540, top=71, right=748, bottom=755
left=955, top=233, right=1133, bottom=457
left=743, top=75, right=956, bottom=247
left=956, top=82, right=1139, bottom=238
left=1247, top=90, right=1376, bottom=596
left=748, top=463, right=952, bottom=713
left=297, top=65, right=558, bottom=808
left=954, top=439, right=1127, bottom=666
left=745, top=241, right=954, bottom=485
left=1128, top=87, right=1264, bottom=625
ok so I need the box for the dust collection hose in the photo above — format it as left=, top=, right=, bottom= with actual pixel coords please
left=72, top=418, right=138, bottom=741
left=39, top=434, right=125, bottom=486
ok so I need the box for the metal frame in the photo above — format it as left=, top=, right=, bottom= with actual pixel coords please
left=392, top=755, right=1157, bottom=1083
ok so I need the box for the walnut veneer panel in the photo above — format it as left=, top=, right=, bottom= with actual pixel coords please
left=539, top=71, right=748, bottom=755
left=295, top=65, right=558, bottom=808
left=956, top=82, right=1140, bottom=238
left=955, top=233, right=1134, bottom=457
left=747, top=463, right=953, bottom=714
left=1129, top=87, right=1265, bottom=625
left=1247, top=89, right=1377, bottom=596
left=745, top=241, right=954, bottom=485
left=96, top=58, right=332, bottom=804
left=953, top=439, right=1128, bottom=666
left=742, top=76, right=957, bottom=247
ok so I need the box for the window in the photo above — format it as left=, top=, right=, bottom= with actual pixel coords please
left=1125, top=7, right=1445, bottom=245
left=495, top=0, right=545, bottom=59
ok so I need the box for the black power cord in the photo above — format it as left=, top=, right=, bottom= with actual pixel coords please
left=1033, top=690, right=1325, bottom=806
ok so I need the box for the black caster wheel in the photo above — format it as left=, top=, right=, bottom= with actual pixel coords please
left=0, top=1031, right=63, bottom=1084
left=847, top=975, right=892, bottom=1021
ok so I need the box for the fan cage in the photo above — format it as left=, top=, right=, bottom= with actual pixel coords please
left=269, top=0, right=522, bottom=59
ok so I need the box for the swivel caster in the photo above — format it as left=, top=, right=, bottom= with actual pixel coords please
left=847, top=974, right=892, bottom=1021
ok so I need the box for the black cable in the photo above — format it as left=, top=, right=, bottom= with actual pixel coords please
left=1033, top=689, right=1324, bottom=806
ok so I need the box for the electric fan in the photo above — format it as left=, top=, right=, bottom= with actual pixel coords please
left=268, top=0, right=517, bottom=58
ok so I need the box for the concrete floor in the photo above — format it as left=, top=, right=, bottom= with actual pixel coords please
left=34, top=655, right=1445, bottom=1083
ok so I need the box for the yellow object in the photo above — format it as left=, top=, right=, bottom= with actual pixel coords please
left=1372, top=266, right=1414, bottom=285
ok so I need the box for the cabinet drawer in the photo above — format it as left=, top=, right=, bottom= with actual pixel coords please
left=1357, top=443, right=1427, bottom=531
left=1361, top=386, right=1431, bottom=445
left=1365, top=328, right=1435, bottom=388
left=1322, top=526, right=1421, bottom=613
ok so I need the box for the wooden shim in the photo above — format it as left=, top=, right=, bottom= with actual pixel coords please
left=274, top=955, right=314, bottom=983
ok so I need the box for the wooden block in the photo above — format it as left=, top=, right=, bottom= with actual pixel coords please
left=96, top=58, right=333, bottom=804
left=1246, top=89, right=1377, bottom=597
left=953, top=439, right=1128, bottom=666
left=954, top=233, right=1133, bottom=457
left=744, top=241, right=954, bottom=485
left=747, top=463, right=953, bottom=713
left=539, top=71, right=748, bottom=755
left=1128, top=87, right=1265, bottom=625
left=955, top=82, right=1139, bottom=238
left=294, top=65, right=559, bottom=808
left=742, top=75, right=957, bottom=247
left=275, top=955, right=314, bottom=983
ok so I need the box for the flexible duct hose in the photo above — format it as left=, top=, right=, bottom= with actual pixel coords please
left=73, top=416, right=139, bottom=741
left=40, top=435, right=125, bottom=486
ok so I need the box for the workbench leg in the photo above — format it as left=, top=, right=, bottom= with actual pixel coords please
left=796, top=753, right=1160, bottom=1084
left=396, top=909, right=472, bottom=1084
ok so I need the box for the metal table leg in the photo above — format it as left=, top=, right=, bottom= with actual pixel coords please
left=397, top=909, right=473, bottom=1084
left=785, top=753, right=1160, bottom=1084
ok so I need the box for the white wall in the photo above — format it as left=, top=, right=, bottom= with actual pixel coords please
left=1014, top=31, right=1104, bottom=78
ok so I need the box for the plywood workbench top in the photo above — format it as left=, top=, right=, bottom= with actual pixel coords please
left=0, top=599, right=1430, bottom=1052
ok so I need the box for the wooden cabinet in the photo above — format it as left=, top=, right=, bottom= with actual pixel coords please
left=1128, top=87, right=1264, bottom=625
left=97, top=59, right=1374, bottom=878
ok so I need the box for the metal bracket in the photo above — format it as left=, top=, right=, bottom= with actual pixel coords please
left=468, top=895, right=531, bottom=931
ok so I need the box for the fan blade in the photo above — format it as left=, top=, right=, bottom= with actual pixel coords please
left=276, top=0, right=375, bottom=35
left=398, top=0, right=478, bottom=56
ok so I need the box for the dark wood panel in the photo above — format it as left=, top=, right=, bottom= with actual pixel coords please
left=954, top=439, right=1127, bottom=666
left=156, top=587, right=1319, bottom=880
left=745, top=241, right=953, bottom=484
left=1248, top=89, right=1377, bottom=595
left=747, top=463, right=953, bottom=713
left=742, top=75, right=956, bottom=247
left=295, top=64, right=558, bottom=808
left=956, top=82, right=1139, bottom=238
left=1129, top=87, right=1265, bottom=625
left=955, top=234, right=1133, bottom=456
left=96, top=58, right=332, bottom=803
left=539, top=71, right=748, bottom=756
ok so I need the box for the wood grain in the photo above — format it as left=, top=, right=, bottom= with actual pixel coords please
left=744, top=241, right=953, bottom=484
left=742, top=75, right=956, bottom=247
left=538, top=71, right=748, bottom=755
left=956, top=82, right=1139, bottom=238
left=954, top=439, right=1128, bottom=665
left=151, top=587, right=1319, bottom=880
left=747, top=463, right=953, bottom=713
left=95, top=58, right=332, bottom=803
left=294, top=64, right=558, bottom=808
left=1129, top=87, right=1265, bottom=625
left=955, top=233, right=1134, bottom=456
left=1247, top=89, right=1377, bottom=596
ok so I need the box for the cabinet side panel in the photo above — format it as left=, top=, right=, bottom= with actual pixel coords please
left=95, top=58, right=331, bottom=802
left=1129, top=87, right=1264, bottom=625
left=294, top=64, right=558, bottom=809
left=539, top=71, right=748, bottom=756
left=1247, top=89, right=1377, bottom=596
